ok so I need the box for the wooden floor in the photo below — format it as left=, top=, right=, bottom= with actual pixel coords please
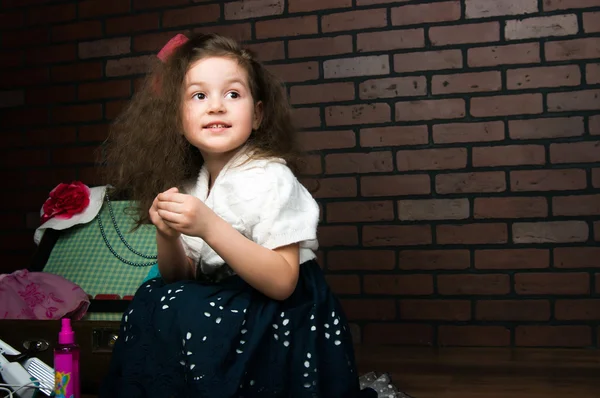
left=354, top=346, right=600, bottom=398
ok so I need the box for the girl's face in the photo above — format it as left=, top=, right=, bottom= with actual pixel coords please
left=181, top=56, right=262, bottom=161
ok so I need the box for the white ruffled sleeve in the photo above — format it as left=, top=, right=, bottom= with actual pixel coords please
left=223, top=161, right=320, bottom=254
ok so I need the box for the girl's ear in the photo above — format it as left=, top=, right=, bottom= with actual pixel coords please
left=253, top=101, right=263, bottom=130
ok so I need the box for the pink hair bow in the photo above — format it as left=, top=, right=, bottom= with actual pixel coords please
left=157, top=33, right=189, bottom=62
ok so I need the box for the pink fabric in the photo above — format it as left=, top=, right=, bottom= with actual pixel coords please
left=0, top=269, right=89, bottom=320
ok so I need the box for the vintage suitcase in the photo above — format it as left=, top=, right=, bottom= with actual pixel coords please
left=0, top=198, right=158, bottom=395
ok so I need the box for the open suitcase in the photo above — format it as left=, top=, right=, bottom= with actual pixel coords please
left=0, top=197, right=157, bottom=395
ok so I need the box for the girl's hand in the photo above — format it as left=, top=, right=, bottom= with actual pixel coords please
left=149, top=187, right=181, bottom=240
left=155, top=187, right=214, bottom=238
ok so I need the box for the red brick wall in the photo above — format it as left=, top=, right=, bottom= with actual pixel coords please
left=1, top=0, right=599, bottom=348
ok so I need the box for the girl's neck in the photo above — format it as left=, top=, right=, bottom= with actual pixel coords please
left=203, top=145, right=248, bottom=190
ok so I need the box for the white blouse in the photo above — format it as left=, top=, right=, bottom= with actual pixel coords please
left=179, top=149, right=320, bottom=276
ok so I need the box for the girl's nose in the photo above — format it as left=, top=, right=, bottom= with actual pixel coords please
left=207, top=98, right=225, bottom=113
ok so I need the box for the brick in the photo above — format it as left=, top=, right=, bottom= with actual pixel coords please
left=398, top=199, right=469, bottom=221
left=433, top=121, right=504, bottom=144
left=554, top=195, right=600, bottom=216
left=397, top=148, right=467, bottom=171
left=325, top=103, right=390, bottom=126
left=79, top=38, right=130, bottom=59
left=360, top=126, right=428, bottom=147
left=298, top=131, right=355, bottom=151
left=25, top=168, right=77, bottom=188
left=325, top=275, right=360, bottom=295
left=432, top=71, right=501, bottom=94
left=340, top=299, right=396, bottom=320
left=509, top=117, right=584, bottom=139
left=105, top=100, right=128, bottom=120
left=439, top=326, right=510, bottom=347
left=290, top=82, right=354, bottom=105
left=357, top=29, right=425, bottom=52
left=591, top=115, right=600, bottom=135
left=466, top=0, right=538, bottom=18
left=302, top=177, right=357, bottom=198
left=288, top=36, right=352, bottom=58
left=394, top=50, right=462, bottom=73
left=244, top=41, right=284, bottom=62
left=506, top=14, right=578, bottom=40
left=475, top=197, right=547, bottom=219
left=292, top=108, right=320, bottom=129
left=327, top=250, right=395, bottom=271
left=297, top=153, right=321, bottom=174
left=2, top=27, right=49, bottom=48
left=79, top=124, right=110, bottom=142
left=106, top=55, right=154, bottom=77
left=513, top=221, right=589, bottom=243
left=163, top=4, right=220, bottom=27
left=134, top=0, right=189, bottom=9
left=0, top=50, right=24, bottom=68
left=392, top=2, right=461, bottom=26
left=550, top=141, right=600, bottom=163
left=554, top=247, right=600, bottom=268
left=399, top=250, right=469, bottom=270
left=549, top=89, right=600, bottom=112
left=28, top=3, right=76, bottom=25
left=318, top=225, right=357, bottom=247
left=516, top=326, right=591, bottom=347
left=477, top=300, right=550, bottom=321
left=476, top=249, right=549, bottom=269
left=324, top=55, right=389, bottom=79
left=325, top=152, right=393, bottom=174
left=546, top=38, right=600, bottom=61
left=26, top=127, right=77, bottom=146
left=583, top=12, right=600, bottom=33
left=1, top=149, right=48, bottom=168
left=399, top=300, right=470, bottom=321
left=256, top=16, right=318, bottom=39
left=396, top=99, right=465, bottom=121
left=473, top=145, right=545, bottom=167
left=430, top=22, right=499, bottom=46
left=594, top=168, right=600, bottom=187
left=357, top=0, right=411, bottom=4
left=364, top=275, right=433, bottom=295
left=26, top=85, right=76, bottom=105
left=0, top=90, right=24, bottom=108
left=437, top=223, right=508, bottom=245
left=78, top=80, right=131, bottom=100
left=360, top=76, right=426, bottom=100
left=266, top=62, right=319, bottom=83
left=468, top=43, right=540, bottom=67
left=327, top=201, right=394, bottom=223
left=289, top=0, right=350, bottom=12
left=0, top=10, right=24, bottom=29
left=224, top=0, right=283, bottom=20
left=471, top=93, right=543, bottom=117
left=52, top=146, right=98, bottom=165
left=1, top=67, right=47, bottom=88
left=194, top=24, right=253, bottom=42
left=80, top=0, right=130, bottom=17
left=106, top=14, right=159, bottom=35
left=133, top=31, right=183, bottom=53
left=323, top=9, right=387, bottom=33
left=544, top=0, right=600, bottom=10
left=363, top=324, right=433, bottom=346
left=510, top=169, right=587, bottom=191
left=436, top=172, right=505, bottom=194
left=362, top=225, right=432, bottom=247
left=26, top=44, right=77, bottom=65
left=52, top=104, right=102, bottom=123
left=439, top=274, right=510, bottom=295
left=555, top=299, right=600, bottom=320
left=507, top=65, right=580, bottom=89
left=361, top=174, right=430, bottom=197
left=52, top=21, right=102, bottom=42
left=1, top=107, right=48, bottom=128
left=516, top=273, right=589, bottom=295
left=587, top=63, right=600, bottom=84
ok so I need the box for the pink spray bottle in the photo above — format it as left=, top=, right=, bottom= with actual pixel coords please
left=52, top=318, right=80, bottom=398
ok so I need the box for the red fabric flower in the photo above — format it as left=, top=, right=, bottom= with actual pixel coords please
left=40, top=181, right=91, bottom=224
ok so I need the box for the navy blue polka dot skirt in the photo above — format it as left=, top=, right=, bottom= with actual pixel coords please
left=99, top=260, right=397, bottom=397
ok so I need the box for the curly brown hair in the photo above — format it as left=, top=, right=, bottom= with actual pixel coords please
left=103, top=33, right=301, bottom=226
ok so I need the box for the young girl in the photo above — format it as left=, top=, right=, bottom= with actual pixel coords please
left=99, top=33, right=400, bottom=398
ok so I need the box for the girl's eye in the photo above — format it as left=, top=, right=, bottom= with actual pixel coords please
left=193, top=93, right=206, bottom=100
left=226, top=91, right=239, bottom=99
